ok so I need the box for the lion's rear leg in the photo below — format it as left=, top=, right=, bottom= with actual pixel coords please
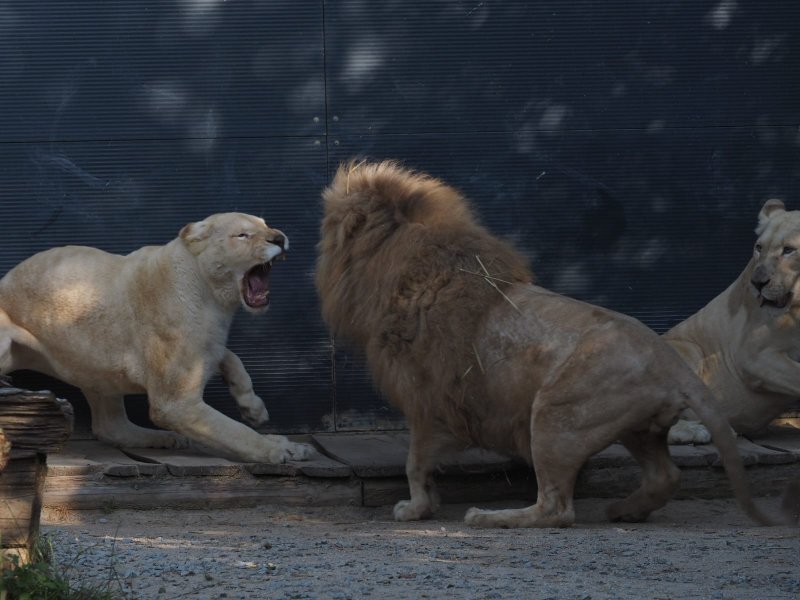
left=606, top=430, right=680, bottom=523
left=465, top=378, right=636, bottom=529
left=464, top=435, right=582, bottom=528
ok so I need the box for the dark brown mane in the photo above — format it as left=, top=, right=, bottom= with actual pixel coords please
left=316, top=161, right=532, bottom=436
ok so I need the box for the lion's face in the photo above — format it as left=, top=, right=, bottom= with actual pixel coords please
left=750, top=199, right=800, bottom=311
left=180, top=213, right=288, bottom=313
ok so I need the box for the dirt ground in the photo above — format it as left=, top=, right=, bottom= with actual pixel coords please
left=41, top=497, right=798, bottom=600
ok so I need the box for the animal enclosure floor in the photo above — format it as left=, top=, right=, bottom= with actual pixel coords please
left=43, top=428, right=800, bottom=511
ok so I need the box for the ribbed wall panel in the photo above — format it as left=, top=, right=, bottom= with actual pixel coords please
left=326, top=1, right=799, bottom=135
left=0, top=1, right=325, bottom=142
left=1, top=1, right=798, bottom=432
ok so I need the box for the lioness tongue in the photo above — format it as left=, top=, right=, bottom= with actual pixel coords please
left=247, top=265, right=269, bottom=300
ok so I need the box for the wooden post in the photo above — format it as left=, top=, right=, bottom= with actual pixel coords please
left=0, top=388, right=73, bottom=566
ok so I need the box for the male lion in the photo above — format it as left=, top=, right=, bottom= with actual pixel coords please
left=0, top=213, right=313, bottom=464
left=316, top=161, right=783, bottom=527
left=666, top=199, right=800, bottom=444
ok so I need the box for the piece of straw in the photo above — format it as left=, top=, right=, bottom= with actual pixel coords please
left=346, top=159, right=367, bottom=194
left=474, top=255, right=522, bottom=314
left=472, top=343, right=486, bottom=374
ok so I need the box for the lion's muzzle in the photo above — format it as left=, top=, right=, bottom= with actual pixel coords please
left=750, top=264, right=792, bottom=309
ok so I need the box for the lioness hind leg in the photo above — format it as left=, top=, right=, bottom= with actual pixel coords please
left=0, top=310, right=41, bottom=374
left=606, top=430, right=680, bottom=523
left=219, top=349, right=269, bottom=427
left=0, top=333, right=12, bottom=375
left=85, top=392, right=190, bottom=449
left=667, top=418, right=712, bottom=445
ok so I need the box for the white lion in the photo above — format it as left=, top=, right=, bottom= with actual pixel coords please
left=0, top=213, right=313, bottom=463
left=666, top=199, right=800, bottom=444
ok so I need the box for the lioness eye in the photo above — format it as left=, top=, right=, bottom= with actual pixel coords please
left=782, top=246, right=796, bottom=256
left=237, top=233, right=251, bottom=239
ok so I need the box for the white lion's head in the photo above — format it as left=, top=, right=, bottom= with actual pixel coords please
left=750, top=199, right=800, bottom=311
left=180, top=212, right=288, bottom=313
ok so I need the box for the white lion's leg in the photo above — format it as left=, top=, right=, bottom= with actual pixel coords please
left=84, top=392, right=189, bottom=449
left=393, top=428, right=449, bottom=521
left=667, top=419, right=712, bottom=444
left=147, top=389, right=313, bottom=463
left=219, top=349, right=269, bottom=427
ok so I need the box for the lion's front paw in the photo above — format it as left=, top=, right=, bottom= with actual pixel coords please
left=393, top=499, right=432, bottom=521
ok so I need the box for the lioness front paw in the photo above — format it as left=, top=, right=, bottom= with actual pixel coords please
left=238, top=393, right=270, bottom=427
left=668, top=420, right=712, bottom=445
left=285, top=441, right=315, bottom=461
left=262, top=437, right=315, bottom=463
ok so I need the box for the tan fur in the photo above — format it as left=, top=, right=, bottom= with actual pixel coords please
left=666, top=199, right=800, bottom=444
left=316, top=161, right=783, bottom=527
left=0, top=213, right=313, bottom=463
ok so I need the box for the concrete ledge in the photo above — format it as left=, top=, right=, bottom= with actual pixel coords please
left=42, top=427, right=800, bottom=511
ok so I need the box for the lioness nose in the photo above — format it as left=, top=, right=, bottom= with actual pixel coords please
left=751, top=264, right=770, bottom=290
left=268, top=232, right=288, bottom=250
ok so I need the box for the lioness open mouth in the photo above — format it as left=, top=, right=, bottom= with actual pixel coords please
left=242, top=262, right=273, bottom=309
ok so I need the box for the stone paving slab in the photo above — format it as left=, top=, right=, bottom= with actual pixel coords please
left=311, top=432, right=521, bottom=477
left=47, top=441, right=166, bottom=477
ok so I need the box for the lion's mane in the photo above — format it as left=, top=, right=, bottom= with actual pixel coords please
left=316, top=161, right=532, bottom=442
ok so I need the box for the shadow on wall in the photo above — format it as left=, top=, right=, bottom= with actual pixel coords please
left=326, top=0, right=798, bottom=330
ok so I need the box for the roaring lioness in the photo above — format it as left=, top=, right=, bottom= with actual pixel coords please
left=0, top=213, right=313, bottom=463
left=666, top=199, right=800, bottom=444
left=316, top=161, right=787, bottom=527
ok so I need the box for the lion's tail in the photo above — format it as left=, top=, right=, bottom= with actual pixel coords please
left=682, top=388, right=796, bottom=526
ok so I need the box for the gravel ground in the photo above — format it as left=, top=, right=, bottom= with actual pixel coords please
left=42, top=498, right=798, bottom=600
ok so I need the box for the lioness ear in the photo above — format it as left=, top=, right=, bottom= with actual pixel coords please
left=180, top=220, right=213, bottom=253
left=758, top=199, right=785, bottom=227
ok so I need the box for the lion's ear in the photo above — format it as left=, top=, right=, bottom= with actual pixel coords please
left=180, top=220, right=213, bottom=253
left=758, top=199, right=785, bottom=226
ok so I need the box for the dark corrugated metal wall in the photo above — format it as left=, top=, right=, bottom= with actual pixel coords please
left=1, top=1, right=798, bottom=433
